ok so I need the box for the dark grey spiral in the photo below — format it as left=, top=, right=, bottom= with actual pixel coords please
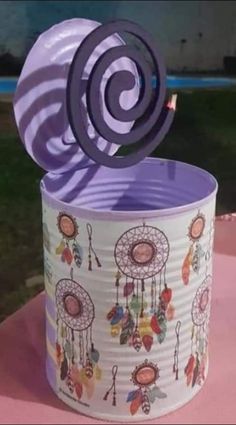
left=67, top=19, right=176, bottom=168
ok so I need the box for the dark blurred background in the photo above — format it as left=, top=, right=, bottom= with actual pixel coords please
left=1, top=0, right=236, bottom=75
left=1, top=0, right=236, bottom=321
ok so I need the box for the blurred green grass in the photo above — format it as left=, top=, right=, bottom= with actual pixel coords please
left=0, top=88, right=236, bottom=321
left=0, top=101, right=44, bottom=321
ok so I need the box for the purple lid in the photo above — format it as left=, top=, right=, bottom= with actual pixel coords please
left=13, top=18, right=140, bottom=173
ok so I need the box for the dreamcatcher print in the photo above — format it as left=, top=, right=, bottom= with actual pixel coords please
left=173, top=320, right=181, bottom=380
left=184, top=217, right=214, bottom=387
left=86, top=223, right=101, bottom=271
left=55, top=269, right=102, bottom=400
left=55, top=212, right=83, bottom=268
left=184, top=274, right=211, bottom=387
left=182, top=211, right=206, bottom=285
left=107, top=223, right=174, bottom=352
left=55, top=213, right=101, bottom=271
left=126, top=360, right=167, bottom=416
left=103, top=365, right=119, bottom=406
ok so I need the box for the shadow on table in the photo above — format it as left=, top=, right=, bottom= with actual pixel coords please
left=0, top=293, right=87, bottom=416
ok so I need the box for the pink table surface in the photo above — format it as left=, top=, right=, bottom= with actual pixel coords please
left=0, top=217, right=236, bottom=424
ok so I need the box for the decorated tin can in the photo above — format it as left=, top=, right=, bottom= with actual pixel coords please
left=14, top=18, right=218, bottom=422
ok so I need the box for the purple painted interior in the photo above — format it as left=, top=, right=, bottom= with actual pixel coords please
left=41, top=158, right=217, bottom=220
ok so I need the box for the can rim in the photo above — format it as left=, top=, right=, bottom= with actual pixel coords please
left=40, top=157, right=218, bottom=221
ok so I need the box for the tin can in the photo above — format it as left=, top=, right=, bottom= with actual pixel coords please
left=14, top=17, right=218, bottom=422
left=42, top=158, right=217, bottom=421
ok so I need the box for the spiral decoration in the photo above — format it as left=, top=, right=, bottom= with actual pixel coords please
left=67, top=20, right=176, bottom=168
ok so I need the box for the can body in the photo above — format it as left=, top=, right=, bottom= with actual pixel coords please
left=42, top=158, right=217, bottom=422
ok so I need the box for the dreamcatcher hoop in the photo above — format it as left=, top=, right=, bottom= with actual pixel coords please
left=57, top=212, right=78, bottom=240
left=191, top=275, right=211, bottom=327
left=132, top=359, right=159, bottom=388
left=56, top=278, right=95, bottom=331
left=114, top=225, right=169, bottom=279
left=188, top=212, right=205, bottom=242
